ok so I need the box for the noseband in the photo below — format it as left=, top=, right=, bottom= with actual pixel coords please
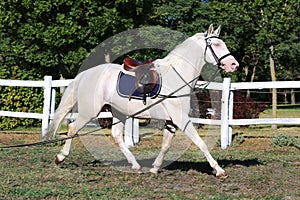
left=205, top=36, right=232, bottom=69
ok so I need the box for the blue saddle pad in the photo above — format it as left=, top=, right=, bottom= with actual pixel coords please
left=117, top=72, right=161, bottom=100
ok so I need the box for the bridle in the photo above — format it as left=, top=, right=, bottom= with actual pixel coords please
left=157, top=35, right=229, bottom=98
left=205, top=36, right=232, bottom=69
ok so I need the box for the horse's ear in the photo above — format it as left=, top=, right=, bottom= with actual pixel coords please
left=214, top=25, right=221, bottom=36
left=207, top=24, right=214, bottom=36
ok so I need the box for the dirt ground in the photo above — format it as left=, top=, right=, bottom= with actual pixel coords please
left=0, top=130, right=300, bottom=199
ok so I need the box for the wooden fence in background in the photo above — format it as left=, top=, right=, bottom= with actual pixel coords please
left=1, top=76, right=300, bottom=149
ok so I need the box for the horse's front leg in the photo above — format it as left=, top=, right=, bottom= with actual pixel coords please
left=182, top=120, right=227, bottom=178
left=112, top=118, right=141, bottom=172
left=55, top=122, right=75, bottom=164
left=150, top=121, right=175, bottom=174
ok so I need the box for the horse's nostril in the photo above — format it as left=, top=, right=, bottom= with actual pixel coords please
left=232, top=63, right=239, bottom=68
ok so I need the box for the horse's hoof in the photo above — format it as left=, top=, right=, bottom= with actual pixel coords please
left=133, top=168, right=143, bottom=174
left=54, top=156, right=60, bottom=165
left=130, top=166, right=142, bottom=173
left=149, top=168, right=158, bottom=174
left=216, top=171, right=228, bottom=179
left=54, top=154, right=64, bottom=165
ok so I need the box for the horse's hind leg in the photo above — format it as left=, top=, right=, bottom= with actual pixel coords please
left=55, top=122, right=75, bottom=164
left=111, top=117, right=141, bottom=172
left=55, top=116, right=91, bottom=164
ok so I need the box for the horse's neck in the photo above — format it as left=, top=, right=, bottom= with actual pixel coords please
left=157, top=35, right=206, bottom=82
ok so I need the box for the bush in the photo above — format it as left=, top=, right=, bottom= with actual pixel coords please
left=233, top=91, right=266, bottom=120
left=270, top=134, right=300, bottom=150
left=0, top=66, right=43, bottom=130
left=192, top=90, right=267, bottom=125
left=190, top=89, right=213, bottom=118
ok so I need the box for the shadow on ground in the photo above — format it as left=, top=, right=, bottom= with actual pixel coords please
left=164, top=158, right=262, bottom=175
left=58, top=158, right=262, bottom=176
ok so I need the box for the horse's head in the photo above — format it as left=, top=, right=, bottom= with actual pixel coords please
left=204, top=24, right=239, bottom=72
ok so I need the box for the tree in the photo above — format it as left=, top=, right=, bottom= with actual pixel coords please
left=0, top=0, right=160, bottom=129
left=2, top=0, right=298, bottom=81
left=0, top=0, right=158, bottom=79
left=213, top=0, right=299, bottom=82
left=0, top=0, right=299, bottom=129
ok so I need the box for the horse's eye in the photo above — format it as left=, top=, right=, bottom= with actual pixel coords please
left=213, top=42, right=221, bottom=47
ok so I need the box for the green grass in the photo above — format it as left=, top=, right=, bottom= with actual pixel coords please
left=260, top=104, right=300, bottom=118
left=1, top=107, right=300, bottom=199
left=1, top=130, right=300, bottom=199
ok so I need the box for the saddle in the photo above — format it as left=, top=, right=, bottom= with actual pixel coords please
left=121, top=57, right=160, bottom=104
left=123, top=57, right=153, bottom=71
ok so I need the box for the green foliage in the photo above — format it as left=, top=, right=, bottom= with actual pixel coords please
left=270, top=134, right=300, bottom=150
left=211, top=0, right=300, bottom=82
left=233, top=132, right=245, bottom=145
left=153, top=0, right=299, bottom=82
left=0, top=0, right=299, bottom=80
left=0, top=0, right=299, bottom=129
left=1, top=0, right=299, bottom=81
left=0, top=66, right=43, bottom=130
left=0, top=0, right=152, bottom=78
left=0, top=0, right=158, bottom=129
left=107, top=26, right=188, bottom=63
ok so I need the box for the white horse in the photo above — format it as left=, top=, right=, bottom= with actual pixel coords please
left=44, top=24, right=239, bottom=178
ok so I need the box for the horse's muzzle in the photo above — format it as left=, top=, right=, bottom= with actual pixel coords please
left=222, top=56, right=239, bottom=72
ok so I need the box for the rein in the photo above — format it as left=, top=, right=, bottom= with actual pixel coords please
left=158, top=67, right=221, bottom=99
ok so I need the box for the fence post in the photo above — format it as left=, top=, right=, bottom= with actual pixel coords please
left=124, top=118, right=139, bottom=148
left=220, top=78, right=231, bottom=149
left=50, top=88, right=56, bottom=121
left=228, top=90, right=234, bottom=145
left=41, top=76, right=52, bottom=139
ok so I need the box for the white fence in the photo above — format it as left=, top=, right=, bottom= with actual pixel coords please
left=195, top=78, right=300, bottom=149
left=1, top=76, right=300, bottom=149
left=0, top=76, right=138, bottom=147
left=0, top=76, right=72, bottom=137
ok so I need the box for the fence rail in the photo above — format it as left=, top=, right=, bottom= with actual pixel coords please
left=1, top=76, right=300, bottom=149
left=214, top=79, right=300, bottom=149
left=0, top=79, right=45, bottom=120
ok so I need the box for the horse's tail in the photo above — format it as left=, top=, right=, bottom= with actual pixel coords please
left=42, top=79, right=78, bottom=141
